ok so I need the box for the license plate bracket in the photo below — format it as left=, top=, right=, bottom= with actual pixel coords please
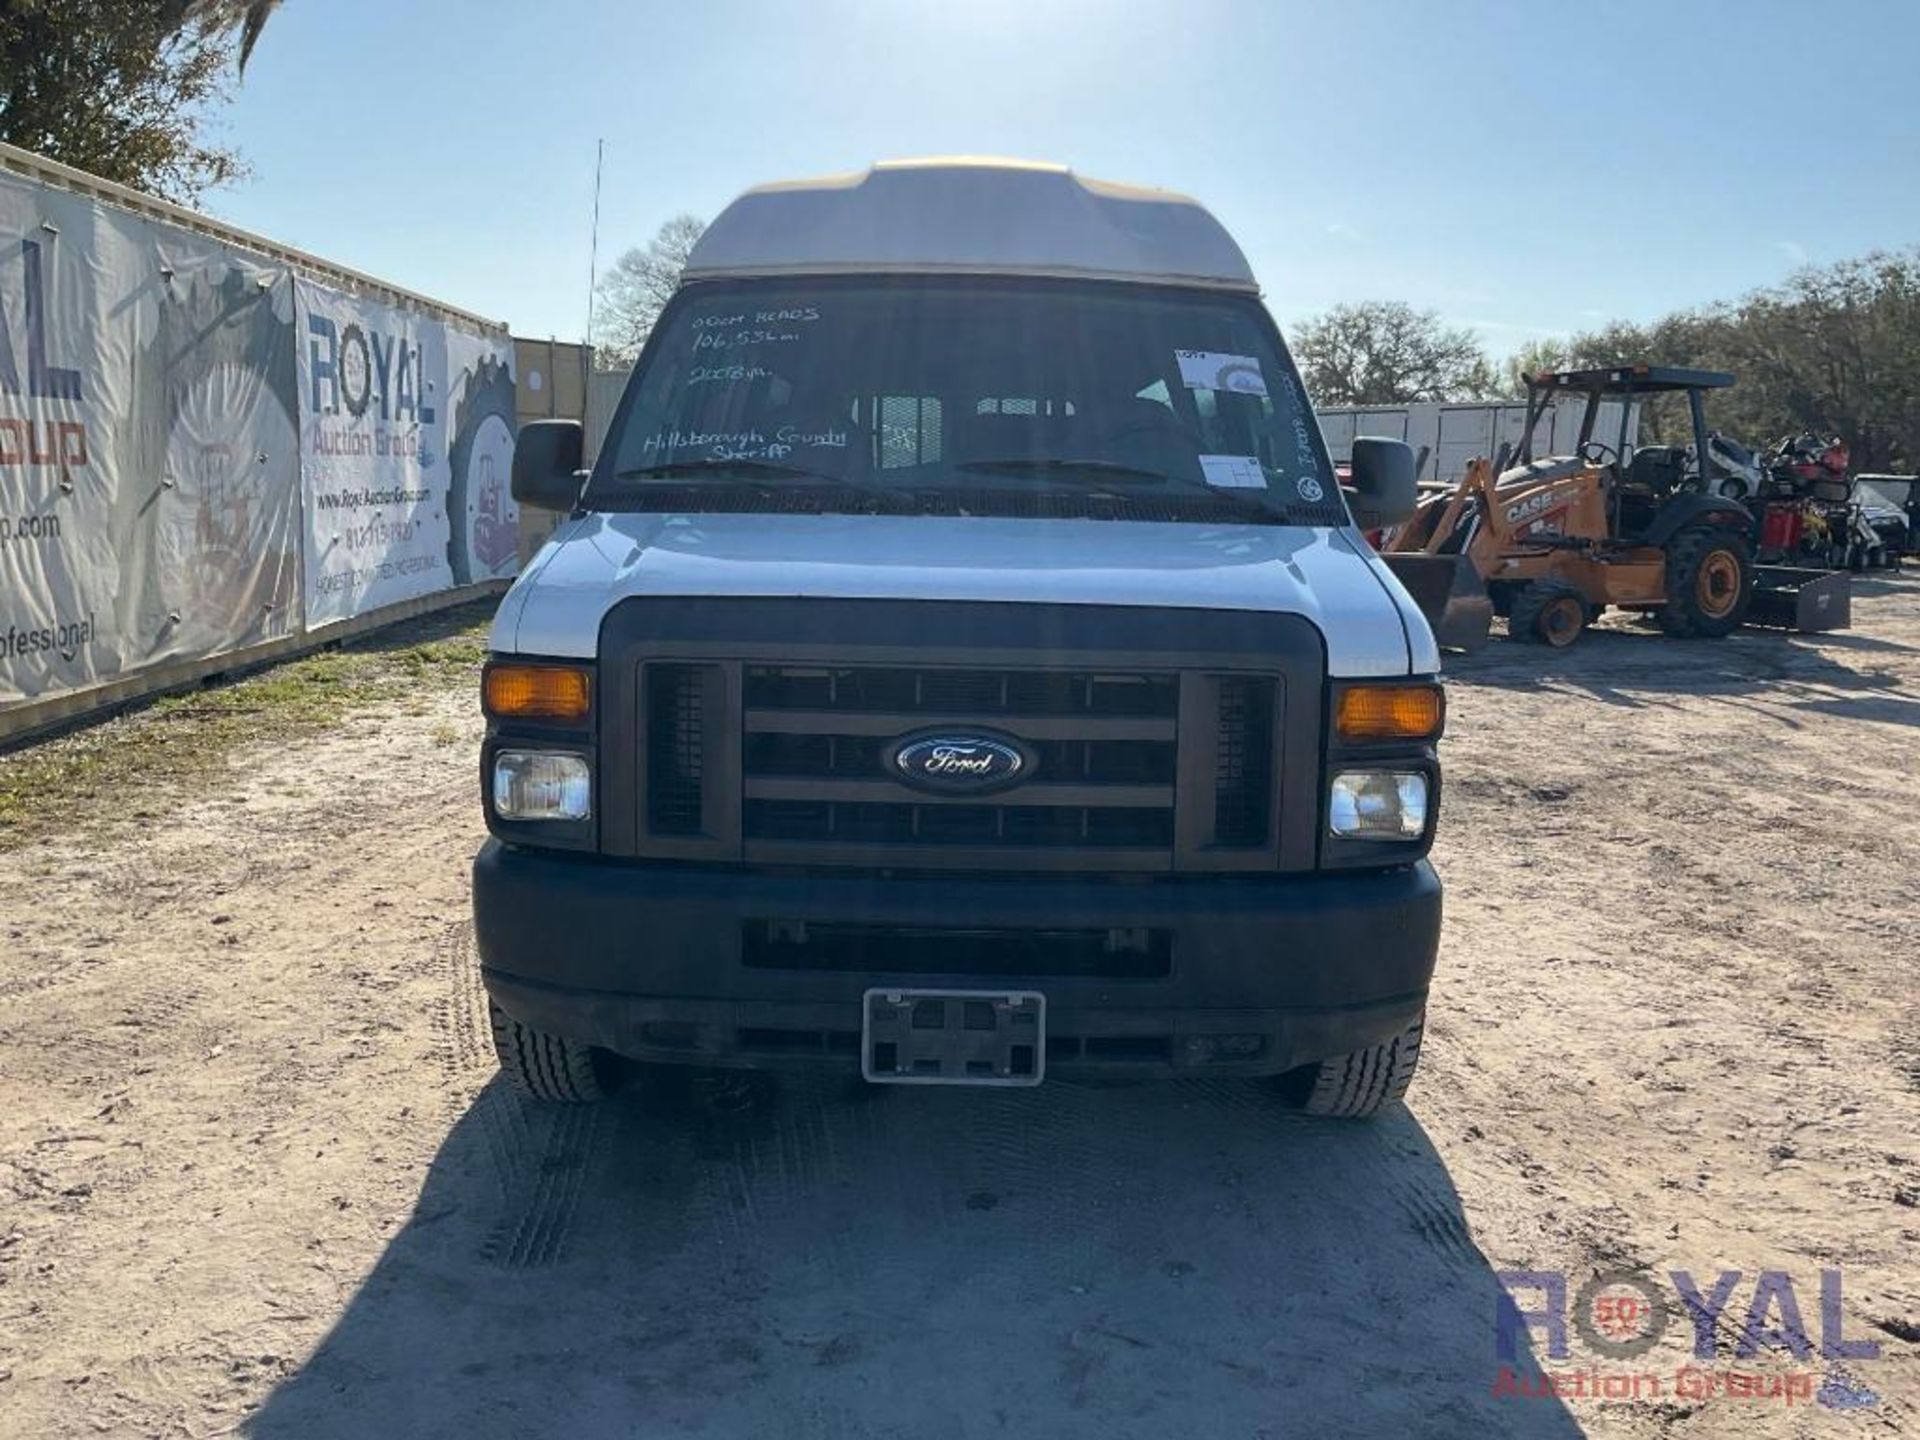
left=861, top=988, right=1046, bottom=1086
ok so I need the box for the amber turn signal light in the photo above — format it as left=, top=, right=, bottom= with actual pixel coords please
left=1336, top=684, right=1444, bottom=742
left=483, top=663, right=592, bottom=721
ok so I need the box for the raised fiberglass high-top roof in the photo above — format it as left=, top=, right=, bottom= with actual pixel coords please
left=680, top=158, right=1259, bottom=294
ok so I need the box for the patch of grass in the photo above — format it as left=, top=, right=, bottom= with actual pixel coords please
left=0, top=601, right=494, bottom=852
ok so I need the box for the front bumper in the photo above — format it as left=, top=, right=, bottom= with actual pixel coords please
left=473, top=840, right=1441, bottom=1079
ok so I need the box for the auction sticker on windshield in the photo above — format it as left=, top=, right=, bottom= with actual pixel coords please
left=1176, top=349, right=1269, bottom=396
left=1199, top=454, right=1267, bottom=489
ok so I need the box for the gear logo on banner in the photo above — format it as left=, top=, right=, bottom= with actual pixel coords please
left=446, top=348, right=519, bottom=584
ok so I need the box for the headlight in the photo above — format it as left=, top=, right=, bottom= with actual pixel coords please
left=1329, top=770, right=1428, bottom=840
left=493, top=750, right=591, bottom=821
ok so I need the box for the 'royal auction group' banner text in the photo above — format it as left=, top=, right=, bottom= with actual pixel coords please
left=296, top=280, right=518, bottom=626
left=1, top=167, right=519, bottom=709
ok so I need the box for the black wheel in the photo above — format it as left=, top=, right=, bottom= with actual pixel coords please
left=1659, top=527, right=1753, bottom=638
left=1509, top=578, right=1589, bottom=647
left=489, top=1000, right=613, bottom=1103
left=1274, top=1014, right=1425, bottom=1118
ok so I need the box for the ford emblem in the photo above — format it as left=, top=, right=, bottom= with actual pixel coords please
left=888, top=730, right=1032, bottom=796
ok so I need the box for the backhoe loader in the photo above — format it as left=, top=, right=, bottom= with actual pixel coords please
left=1378, top=367, right=1760, bottom=649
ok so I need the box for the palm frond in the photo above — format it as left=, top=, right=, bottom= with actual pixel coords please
left=165, top=0, right=284, bottom=73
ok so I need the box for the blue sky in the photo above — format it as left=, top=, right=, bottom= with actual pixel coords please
left=210, top=0, right=1920, bottom=355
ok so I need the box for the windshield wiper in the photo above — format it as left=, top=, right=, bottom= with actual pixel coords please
left=617, top=458, right=847, bottom=484
left=611, top=459, right=904, bottom=508
left=954, top=457, right=1171, bottom=484
left=953, top=457, right=1281, bottom=516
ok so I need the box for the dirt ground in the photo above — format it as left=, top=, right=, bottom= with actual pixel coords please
left=1, top=578, right=1916, bottom=1438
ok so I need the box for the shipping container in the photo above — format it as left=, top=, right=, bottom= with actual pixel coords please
left=1316, top=400, right=1639, bottom=483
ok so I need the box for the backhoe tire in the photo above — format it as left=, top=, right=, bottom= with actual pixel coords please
left=490, top=1000, right=612, bottom=1103
left=1275, top=1014, right=1425, bottom=1118
left=1509, top=579, right=1589, bottom=647
left=1659, top=527, right=1752, bottom=638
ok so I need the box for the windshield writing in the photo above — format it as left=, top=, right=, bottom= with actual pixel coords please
left=592, top=278, right=1345, bottom=524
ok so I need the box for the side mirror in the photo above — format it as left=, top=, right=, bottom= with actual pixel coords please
left=512, top=419, right=586, bottom=511
left=1345, top=437, right=1418, bottom=529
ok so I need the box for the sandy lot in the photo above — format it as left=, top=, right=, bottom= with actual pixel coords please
left=1, top=579, right=1916, bottom=1438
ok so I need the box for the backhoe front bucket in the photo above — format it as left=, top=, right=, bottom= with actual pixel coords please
left=1748, top=566, right=1852, bottom=632
left=1380, top=554, right=1495, bottom=653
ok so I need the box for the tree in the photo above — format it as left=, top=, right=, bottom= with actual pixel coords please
left=1505, top=323, right=1657, bottom=394
left=1705, top=251, right=1920, bottom=472
left=0, top=0, right=281, bottom=202
left=173, top=2, right=282, bottom=73
left=1503, top=318, right=1704, bottom=443
left=1292, top=300, right=1497, bottom=405
left=593, top=215, right=707, bottom=364
left=1501, top=250, right=1920, bottom=468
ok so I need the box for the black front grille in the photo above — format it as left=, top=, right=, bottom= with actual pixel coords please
left=1214, top=676, right=1275, bottom=846
left=739, top=663, right=1181, bottom=868
left=744, top=799, right=1174, bottom=848
left=743, top=665, right=1178, bottom=717
left=645, top=664, right=707, bottom=835
left=742, top=732, right=1174, bottom=785
left=623, top=643, right=1291, bottom=868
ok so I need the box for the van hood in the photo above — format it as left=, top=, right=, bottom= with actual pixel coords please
left=492, top=513, right=1438, bottom=677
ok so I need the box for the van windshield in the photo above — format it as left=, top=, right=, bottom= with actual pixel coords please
left=588, top=277, right=1346, bottom=526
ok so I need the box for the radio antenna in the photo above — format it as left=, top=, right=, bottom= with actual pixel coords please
left=584, top=138, right=604, bottom=349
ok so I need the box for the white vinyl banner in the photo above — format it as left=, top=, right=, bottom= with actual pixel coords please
left=0, top=173, right=302, bottom=705
left=296, top=280, right=453, bottom=625
left=443, top=325, right=520, bottom=585
left=1, top=164, right=519, bottom=714
left=295, top=280, right=517, bottom=623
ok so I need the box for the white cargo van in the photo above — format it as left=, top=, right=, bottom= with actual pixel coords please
left=475, top=159, right=1444, bottom=1116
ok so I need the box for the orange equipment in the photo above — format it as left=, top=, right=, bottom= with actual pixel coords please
left=1378, top=367, right=1758, bottom=649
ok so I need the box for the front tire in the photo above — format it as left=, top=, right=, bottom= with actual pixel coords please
left=489, top=1001, right=612, bottom=1103
left=1659, top=527, right=1753, bottom=638
left=1274, top=1014, right=1425, bottom=1118
left=1510, top=578, right=1589, bottom=646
